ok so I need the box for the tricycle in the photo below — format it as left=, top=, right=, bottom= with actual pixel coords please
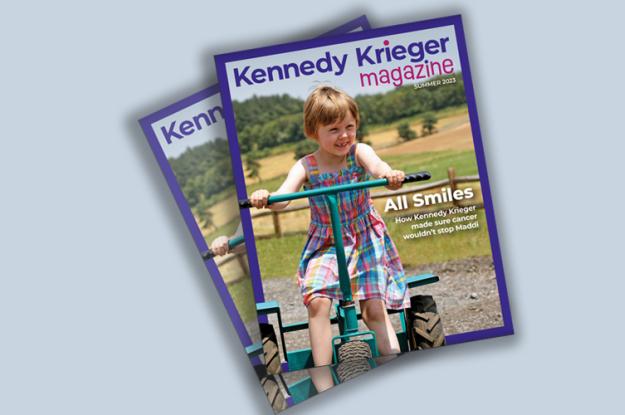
left=213, top=171, right=446, bottom=408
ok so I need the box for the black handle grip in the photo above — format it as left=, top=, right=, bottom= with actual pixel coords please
left=402, top=171, right=431, bottom=183
left=239, top=199, right=253, bottom=209
left=201, top=248, right=215, bottom=260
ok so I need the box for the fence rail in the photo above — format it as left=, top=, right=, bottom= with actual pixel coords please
left=251, top=167, right=481, bottom=237
left=215, top=168, right=481, bottom=281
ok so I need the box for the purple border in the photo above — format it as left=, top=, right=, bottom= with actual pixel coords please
left=137, top=15, right=372, bottom=350
left=138, top=82, right=253, bottom=348
left=214, top=14, right=514, bottom=346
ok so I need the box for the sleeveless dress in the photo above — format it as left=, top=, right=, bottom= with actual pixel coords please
left=296, top=144, right=410, bottom=310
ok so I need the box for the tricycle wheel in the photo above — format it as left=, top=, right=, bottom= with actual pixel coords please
left=260, top=323, right=281, bottom=375
left=337, top=340, right=372, bottom=362
left=336, top=358, right=371, bottom=382
left=260, top=375, right=288, bottom=412
left=408, top=295, right=445, bottom=350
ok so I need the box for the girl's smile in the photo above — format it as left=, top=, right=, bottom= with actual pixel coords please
left=315, top=113, right=357, bottom=157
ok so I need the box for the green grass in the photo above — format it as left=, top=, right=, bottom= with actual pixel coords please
left=204, top=107, right=470, bottom=209
left=256, top=233, right=308, bottom=279
left=252, top=149, right=487, bottom=279
left=204, top=217, right=241, bottom=245
left=226, top=277, right=256, bottom=323
left=386, top=209, right=491, bottom=269
left=383, top=149, right=479, bottom=182
left=246, top=173, right=289, bottom=195
left=247, top=149, right=478, bottom=197
left=255, top=208, right=491, bottom=279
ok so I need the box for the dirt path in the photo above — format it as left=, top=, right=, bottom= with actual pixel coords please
left=261, top=255, right=503, bottom=354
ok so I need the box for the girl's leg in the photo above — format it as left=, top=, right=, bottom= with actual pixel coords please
left=360, top=299, right=401, bottom=355
left=307, top=297, right=334, bottom=392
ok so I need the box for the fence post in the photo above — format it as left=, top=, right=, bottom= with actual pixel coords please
left=447, top=167, right=458, bottom=207
left=272, top=211, right=282, bottom=238
left=236, top=254, right=250, bottom=277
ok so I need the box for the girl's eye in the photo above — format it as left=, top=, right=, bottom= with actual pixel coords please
left=329, top=128, right=338, bottom=133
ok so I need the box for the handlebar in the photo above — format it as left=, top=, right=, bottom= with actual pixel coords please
left=201, top=234, right=246, bottom=260
left=239, top=171, right=431, bottom=209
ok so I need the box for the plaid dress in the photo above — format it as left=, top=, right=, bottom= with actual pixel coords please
left=297, top=144, right=409, bottom=309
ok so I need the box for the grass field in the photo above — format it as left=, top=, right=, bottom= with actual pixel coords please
left=250, top=149, right=480, bottom=236
left=199, top=106, right=473, bottom=237
left=197, top=107, right=480, bottom=310
left=255, top=206, right=491, bottom=280
left=243, top=106, right=471, bottom=188
left=198, top=105, right=482, bottom=321
left=204, top=216, right=240, bottom=247
left=225, top=276, right=256, bottom=323
left=252, top=147, right=489, bottom=279
left=366, top=105, right=468, bottom=135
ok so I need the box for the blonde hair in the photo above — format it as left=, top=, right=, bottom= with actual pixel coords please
left=303, top=86, right=360, bottom=138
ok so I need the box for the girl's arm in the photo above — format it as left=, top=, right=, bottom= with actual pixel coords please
left=355, top=143, right=405, bottom=190
left=249, top=160, right=307, bottom=210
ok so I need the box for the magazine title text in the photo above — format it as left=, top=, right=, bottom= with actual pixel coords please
left=231, top=36, right=456, bottom=89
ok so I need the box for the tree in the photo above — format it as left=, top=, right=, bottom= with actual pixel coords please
left=357, top=112, right=372, bottom=145
left=294, top=140, right=318, bottom=160
left=397, top=122, right=417, bottom=141
left=194, top=193, right=214, bottom=231
left=421, top=112, right=438, bottom=136
left=245, top=152, right=262, bottom=181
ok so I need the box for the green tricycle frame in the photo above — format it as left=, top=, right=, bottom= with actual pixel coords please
left=236, top=171, right=446, bottom=404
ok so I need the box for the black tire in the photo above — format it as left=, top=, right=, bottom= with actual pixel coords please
left=410, top=294, right=439, bottom=313
left=408, top=295, right=445, bottom=350
left=336, top=358, right=371, bottom=382
left=337, top=340, right=372, bottom=362
left=260, top=375, right=288, bottom=412
left=260, top=323, right=281, bottom=375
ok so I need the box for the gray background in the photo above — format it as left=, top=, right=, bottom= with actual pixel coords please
left=1, top=1, right=622, bottom=414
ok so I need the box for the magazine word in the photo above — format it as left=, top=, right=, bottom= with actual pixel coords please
left=359, top=58, right=454, bottom=88
left=231, top=36, right=454, bottom=88
left=402, top=215, right=479, bottom=239
left=159, top=105, right=223, bottom=144
left=394, top=205, right=480, bottom=239
left=233, top=52, right=348, bottom=87
left=356, top=37, right=455, bottom=87
left=414, top=76, right=457, bottom=90
left=384, top=187, right=475, bottom=212
left=356, top=37, right=450, bottom=66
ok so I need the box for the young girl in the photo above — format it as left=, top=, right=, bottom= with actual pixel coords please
left=249, top=86, right=409, bottom=383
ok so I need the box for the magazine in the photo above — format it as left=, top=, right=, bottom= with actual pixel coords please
left=214, top=13, right=514, bottom=395
left=138, top=16, right=378, bottom=412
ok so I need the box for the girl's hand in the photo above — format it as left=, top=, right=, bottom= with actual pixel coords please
left=384, top=170, right=405, bottom=190
left=250, top=189, right=270, bottom=209
left=210, top=236, right=229, bottom=256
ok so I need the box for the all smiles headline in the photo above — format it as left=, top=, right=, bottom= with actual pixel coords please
left=231, top=36, right=456, bottom=89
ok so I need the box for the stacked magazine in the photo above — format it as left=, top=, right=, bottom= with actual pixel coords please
left=139, top=14, right=513, bottom=412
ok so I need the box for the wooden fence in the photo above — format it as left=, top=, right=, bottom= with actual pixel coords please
left=251, top=167, right=481, bottom=238
left=215, top=167, right=481, bottom=281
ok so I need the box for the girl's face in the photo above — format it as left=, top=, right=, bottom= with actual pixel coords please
left=315, top=112, right=357, bottom=157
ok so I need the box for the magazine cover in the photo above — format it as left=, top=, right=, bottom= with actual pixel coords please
left=215, top=14, right=514, bottom=388
left=138, top=16, right=385, bottom=412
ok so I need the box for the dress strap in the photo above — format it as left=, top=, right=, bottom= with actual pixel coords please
left=302, top=153, right=320, bottom=180
left=346, top=144, right=358, bottom=169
